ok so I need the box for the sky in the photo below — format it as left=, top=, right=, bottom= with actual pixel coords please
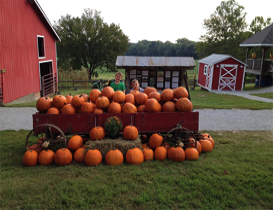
left=38, top=0, right=272, bottom=43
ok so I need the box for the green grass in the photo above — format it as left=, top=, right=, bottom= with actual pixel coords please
left=250, top=92, right=273, bottom=99
left=0, top=130, right=272, bottom=209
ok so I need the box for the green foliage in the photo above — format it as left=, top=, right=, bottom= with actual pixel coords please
left=104, top=116, right=123, bottom=137
left=249, top=16, right=272, bottom=34
left=54, top=9, right=129, bottom=79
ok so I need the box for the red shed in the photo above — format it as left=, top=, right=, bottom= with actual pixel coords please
left=0, top=0, right=60, bottom=105
left=197, top=54, right=246, bottom=91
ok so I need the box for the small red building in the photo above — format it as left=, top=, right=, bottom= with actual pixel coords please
left=197, top=54, right=246, bottom=91
left=0, top=0, right=60, bottom=104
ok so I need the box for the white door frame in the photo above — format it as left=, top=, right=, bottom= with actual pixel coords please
left=218, top=64, right=238, bottom=91
left=205, top=65, right=213, bottom=91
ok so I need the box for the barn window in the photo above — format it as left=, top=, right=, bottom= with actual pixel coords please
left=204, top=65, right=208, bottom=75
left=37, top=36, right=45, bottom=58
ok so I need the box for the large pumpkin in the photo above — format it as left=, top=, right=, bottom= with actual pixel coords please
left=54, top=148, right=72, bottom=166
left=199, top=139, right=213, bottom=152
left=163, top=101, right=176, bottom=112
left=149, top=133, right=163, bottom=149
left=89, top=89, right=101, bottom=103
left=36, top=97, right=52, bottom=112
left=205, top=137, right=215, bottom=148
left=174, top=86, right=188, bottom=99
left=96, top=96, right=110, bottom=109
left=62, top=104, right=76, bottom=114
left=105, top=148, right=124, bottom=166
left=90, top=126, right=105, bottom=140
left=143, top=87, right=157, bottom=97
left=123, top=125, right=138, bottom=140
left=125, top=94, right=135, bottom=105
left=85, top=149, right=102, bottom=166
left=126, top=148, right=144, bottom=165
left=143, top=148, right=154, bottom=161
left=154, top=146, right=167, bottom=161
left=161, top=89, right=174, bottom=102
left=46, top=107, right=60, bottom=114
left=168, top=147, right=185, bottom=162
left=38, top=149, right=54, bottom=165
left=52, top=95, right=67, bottom=109
left=81, top=102, right=95, bottom=113
left=135, top=93, right=148, bottom=105
left=185, top=147, right=199, bottom=161
left=101, top=86, right=115, bottom=100
left=23, top=150, right=38, bottom=166
left=122, top=102, right=137, bottom=113
left=145, top=98, right=159, bottom=112
left=113, top=91, right=125, bottom=103
left=176, top=98, right=193, bottom=112
left=68, top=135, right=83, bottom=150
left=71, top=95, right=85, bottom=108
left=107, top=102, right=122, bottom=113
left=74, top=147, right=85, bottom=163
left=148, top=92, right=161, bottom=102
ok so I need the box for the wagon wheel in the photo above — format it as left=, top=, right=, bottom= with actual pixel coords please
left=26, top=124, right=67, bottom=152
left=164, top=124, right=197, bottom=148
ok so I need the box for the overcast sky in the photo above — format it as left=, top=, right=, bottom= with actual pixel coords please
left=38, top=0, right=272, bottom=43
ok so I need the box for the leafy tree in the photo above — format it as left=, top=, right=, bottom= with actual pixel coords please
left=249, top=16, right=272, bottom=34
left=54, top=9, right=129, bottom=79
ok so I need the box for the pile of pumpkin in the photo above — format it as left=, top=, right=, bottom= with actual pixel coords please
left=23, top=132, right=215, bottom=167
left=35, top=86, right=192, bottom=114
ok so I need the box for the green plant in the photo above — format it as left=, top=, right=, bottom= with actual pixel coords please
left=104, top=116, right=123, bottom=138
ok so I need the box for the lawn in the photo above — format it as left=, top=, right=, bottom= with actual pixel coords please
left=0, top=130, right=272, bottom=209
left=250, top=92, right=273, bottom=99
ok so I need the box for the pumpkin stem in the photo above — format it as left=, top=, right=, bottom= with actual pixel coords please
left=61, top=148, right=66, bottom=151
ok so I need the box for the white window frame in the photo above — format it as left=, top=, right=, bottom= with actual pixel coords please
left=37, top=35, right=46, bottom=59
left=204, top=65, right=208, bottom=75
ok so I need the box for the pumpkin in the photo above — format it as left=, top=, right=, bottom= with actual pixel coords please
left=38, top=149, right=54, bottom=165
left=126, top=148, right=144, bottom=165
left=105, top=148, right=124, bottom=166
left=85, top=149, right=102, bottom=166
left=163, top=142, right=171, bottom=151
left=96, top=96, right=109, bottom=109
left=137, top=105, right=145, bottom=112
left=93, top=108, right=104, bottom=114
left=196, top=141, right=202, bottom=154
left=23, top=150, right=38, bottom=166
left=185, top=147, right=199, bottom=161
left=65, top=93, right=73, bottom=104
left=187, top=137, right=196, bottom=148
left=125, top=94, right=135, bottom=104
left=101, top=86, right=115, bottom=100
left=107, top=102, right=122, bottom=113
left=143, top=148, right=154, bottom=161
left=122, top=102, right=137, bottom=113
left=176, top=98, right=193, bottom=112
left=68, top=135, right=83, bottom=150
left=202, top=133, right=210, bottom=138
left=123, top=125, right=138, bottom=140
left=130, top=90, right=139, bottom=98
left=252, top=52, right=256, bottom=59
left=149, top=133, right=163, bottom=149
left=154, top=146, right=167, bottom=161
left=149, top=92, right=161, bottom=102
left=90, top=126, right=105, bottom=140
left=163, top=101, right=176, bottom=112
left=145, top=98, right=159, bottom=112
left=71, top=95, right=85, bottom=108
left=174, top=86, right=188, bottom=99
left=29, top=144, right=43, bottom=154
left=36, top=97, right=52, bottom=112
left=135, top=93, right=148, bottom=105
left=62, top=104, right=76, bottom=114
left=81, top=102, right=95, bottom=113
left=143, top=86, right=157, bottom=97
left=89, top=89, right=101, bottom=103
left=199, top=139, right=213, bottom=152
left=205, top=137, right=215, bottom=148
left=74, top=147, right=86, bottom=163
left=113, top=91, right=125, bottom=103
left=168, top=147, right=185, bottom=162
left=54, top=148, right=72, bottom=166
left=156, top=103, right=162, bottom=112
left=161, top=89, right=174, bottom=102
left=46, top=107, right=60, bottom=114
left=142, top=143, right=150, bottom=149
left=52, top=95, right=67, bottom=109
left=81, top=94, right=90, bottom=102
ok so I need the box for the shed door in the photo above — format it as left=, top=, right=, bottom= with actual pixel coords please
left=205, top=65, right=213, bottom=90
left=218, top=64, right=238, bottom=91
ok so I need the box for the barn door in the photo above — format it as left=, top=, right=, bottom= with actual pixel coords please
left=205, top=65, right=213, bottom=90
left=218, top=64, right=238, bottom=91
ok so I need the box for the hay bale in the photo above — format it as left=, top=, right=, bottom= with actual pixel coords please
left=85, top=135, right=143, bottom=158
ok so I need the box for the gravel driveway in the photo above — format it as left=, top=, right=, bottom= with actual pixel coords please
left=0, top=107, right=272, bottom=131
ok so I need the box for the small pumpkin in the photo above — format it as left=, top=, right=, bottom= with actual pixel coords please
left=81, top=102, right=95, bottom=113
left=65, top=93, right=73, bottom=104
left=46, top=107, right=60, bottom=114
left=52, top=95, right=67, bottom=109
left=185, top=147, right=199, bottom=161
left=135, top=93, right=148, bottom=105
left=196, top=141, right=202, bottom=154
left=113, top=91, right=125, bottom=103
left=29, top=144, right=43, bottom=154
left=71, top=95, right=85, bottom=108
left=143, top=86, right=157, bottom=97
left=123, top=125, right=138, bottom=140
left=154, top=146, right=167, bottom=161
left=54, top=148, right=72, bottom=166
left=89, top=89, right=101, bottom=103
left=168, top=146, right=185, bottom=162
left=163, top=142, right=171, bottom=151
left=85, top=149, right=102, bottom=166
left=137, top=105, right=145, bottom=112
left=81, top=94, right=90, bottom=102
left=125, top=94, right=135, bottom=104
left=96, top=96, right=110, bottom=109
left=126, top=148, right=144, bottom=165
left=205, top=137, right=215, bottom=148
left=122, top=102, right=137, bottom=113
left=93, top=108, right=104, bottom=114
left=130, top=90, right=139, bottom=98
left=105, top=148, right=124, bottom=166
left=74, top=147, right=86, bottom=163
left=101, top=86, right=115, bottom=100
left=36, top=97, right=52, bottom=112
left=23, top=150, right=38, bottom=166
left=90, top=126, right=105, bottom=140
left=162, top=101, right=176, bottom=112
left=149, top=133, right=163, bottom=149
left=174, top=86, right=188, bottom=99
left=143, top=148, right=154, bottom=161
left=142, top=143, right=150, bottom=149
left=161, top=89, right=174, bottom=102
left=148, top=92, right=161, bottom=102
left=107, top=102, right=122, bottom=113
left=145, top=98, right=159, bottom=112
left=176, top=98, right=193, bottom=112
left=199, top=139, right=213, bottom=152
left=38, top=149, right=54, bottom=165
left=62, top=104, right=76, bottom=114
left=68, top=135, right=83, bottom=150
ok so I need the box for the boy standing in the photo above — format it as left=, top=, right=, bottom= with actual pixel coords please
left=110, top=71, right=125, bottom=93
left=130, top=79, right=144, bottom=93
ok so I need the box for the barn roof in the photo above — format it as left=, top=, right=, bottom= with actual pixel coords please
left=198, top=54, right=246, bottom=66
left=116, top=56, right=196, bottom=69
left=240, top=24, right=273, bottom=47
left=30, top=0, right=61, bottom=41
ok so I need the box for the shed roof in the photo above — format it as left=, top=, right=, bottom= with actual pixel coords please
left=198, top=54, right=246, bottom=66
left=116, top=56, right=196, bottom=69
left=240, top=24, right=273, bottom=47
left=30, top=0, right=61, bottom=41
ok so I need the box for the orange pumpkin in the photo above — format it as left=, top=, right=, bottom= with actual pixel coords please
left=126, top=148, right=144, bottom=165
left=85, top=149, right=102, bottom=166
left=149, top=92, right=161, bottom=102
left=143, top=148, right=154, bottom=161
left=71, top=95, right=85, bottom=108
left=137, top=105, right=145, bottom=112
left=156, top=103, right=162, bottom=112
left=144, top=98, right=159, bottom=112
left=174, top=86, right=188, bottom=99
left=130, top=90, right=139, bottom=98
left=185, top=147, right=199, bottom=161
left=205, top=137, right=215, bottom=148
left=96, top=96, right=109, bottom=109
left=89, top=89, right=101, bottom=103
left=93, top=108, right=104, bottom=114
left=163, top=142, right=171, bottom=151
left=90, top=126, right=105, bottom=140
left=168, top=147, right=185, bottom=162
left=123, top=125, right=138, bottom=140
left=199, top=139, right=213, bottom=152
left=62, top=104, right=76, bottom=114
left=161, top=89, right=174, bottom=102
left=113, top=91, right=125, bottom=103
left=38, top=149, right=54, bottom=165
left=101, top=86, right=115, bottom=100
left=176, top=98, right=193, bottom=112
left=36, top=97, right=52, bottom=112
left=81, top=94, right=90, bottom=102
left=65, top=93, right=73, bottom=104
left=107, top=102, right=122, bottom=113
left=149, top=133, right=163, bottom=149
left=122, top=102, right=137, bottom=113
left=163, top=101, right=176, bottom=112
left=142, top=143, right=150, bottom=149
left=143, top=86, right=157, bottom=97
left=23, top=150, right=38, bottom=166
left=29, top=144, right=43, bottom=154
left=154, top=146, right=167, bottom=161
left=68, top=135, right=83, bottom=150
left=80, top=102, right=95, bottom=113
left=74, top=147, right=85, bottom=163
left=54, top=148, right=72, bottom=166
left=52, top=95, right=67, bottom=109
left=46, top=107, right=60, bottom=114
left=105, top=148, right=124, bottom=166
left=125, top=94, right=135, bottom=104
left=136, top=93, right=148, bottom=105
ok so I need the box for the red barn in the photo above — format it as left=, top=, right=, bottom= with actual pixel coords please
left=197, top=54, right=246, bottom=91
left=0, top=0, right=60, bottom=105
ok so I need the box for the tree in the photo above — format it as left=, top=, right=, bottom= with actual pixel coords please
left=54, top=9, right=129, bottom=79
left=196, top=0, right=248, bottom=60
left=249, top=16, right=272, bottom=34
